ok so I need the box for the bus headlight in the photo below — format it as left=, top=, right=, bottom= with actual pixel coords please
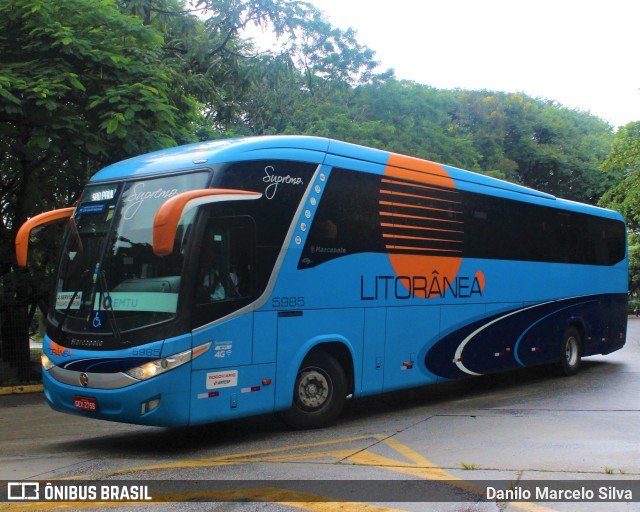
left=124, top=342, right=211, bottom=381
left=41, top=353, right=55, bottom=371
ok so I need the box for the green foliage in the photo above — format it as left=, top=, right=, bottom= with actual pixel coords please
left=597, top=123, right=640, bottom=294
left=448, top=91, right=607, bottom=201
left=599, top=122, right=640, bottom=229
left=187, top=0, right=382, bottom=128
left=628, top=233, right=640, bottom=299
left=279, top=4, right=379, bottom=89
left=0, top=0, right=624, bottom=280
left=0, top=0, right=202, bottom=272
left=0, top=0, right=631, bottom=361
left=233, top=75, right=614, bottom=204
left=0, top=0, right=386, bottom=275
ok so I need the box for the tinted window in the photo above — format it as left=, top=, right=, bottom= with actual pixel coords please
left=192, top=216, right=256, bottom=327
left=213, top=160, right=317, bottom=292
left=51, top=173, right=209, bottom=342
left=463, top=194, right=626, bottom=266
left=299, top=169, right=385, bottom=269
left=299, top=168, right=626, bottom=268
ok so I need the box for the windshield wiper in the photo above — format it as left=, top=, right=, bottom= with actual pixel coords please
left=99, top=270, right=124, bottom=344
left=53, top=270, right=88, bottom=343
left=53, top=217, right=86, bottom=342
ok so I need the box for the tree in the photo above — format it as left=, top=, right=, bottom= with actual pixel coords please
left=598, top=122, right=640, bottom=301
left=234, top=74, right=614, bottom=207
left=188, top=0, right=385, bottom=135
left=0, top=0, right=201, bottom=275
left=191, top=0, right=380, bottom=87
left=448, top=92, right=614, bottom=202
left=628, top=233, right=640, bottom=300
left=0, top=0, right=387, bottom=379
left=0, top=0, right=384, bottom=285
left=0, top=0, right=623, bottom=383
left=599, top=121, right=640, bottom=229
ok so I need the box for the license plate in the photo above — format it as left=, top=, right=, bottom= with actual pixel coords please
left=74, top=396, right=98, bottom=411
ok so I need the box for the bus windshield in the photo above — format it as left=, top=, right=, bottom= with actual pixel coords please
left=51, top=172, right=209, bottom=335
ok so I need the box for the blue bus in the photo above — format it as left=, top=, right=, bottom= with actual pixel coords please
left=16, top=136, right=628, bottom=429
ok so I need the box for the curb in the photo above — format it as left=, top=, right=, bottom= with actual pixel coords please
left=0, top=384, right=43, bottom=395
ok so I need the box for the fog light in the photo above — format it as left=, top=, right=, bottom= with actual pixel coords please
left=140, top=397, right=161, bottom=415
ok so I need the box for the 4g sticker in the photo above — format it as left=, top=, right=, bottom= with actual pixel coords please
left=214, top=342, right=233, bottom=359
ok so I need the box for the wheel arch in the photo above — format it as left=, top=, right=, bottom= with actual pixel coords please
left=566, top=317, right=586, bottom=353
left=555, top=321, right=584, bottom=377
left=306, top=341, right=355, bottom=397
left=275, top=335, right=356, bottom=411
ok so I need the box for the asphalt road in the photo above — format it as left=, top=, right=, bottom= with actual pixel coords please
left=2, top=319, right=640, bottom=511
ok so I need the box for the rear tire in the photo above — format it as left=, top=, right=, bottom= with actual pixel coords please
left=278, top=351, right=347, bottom=429
left=556, top=326, right=582, bottom=376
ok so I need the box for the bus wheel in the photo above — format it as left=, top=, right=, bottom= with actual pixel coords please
left=556, top=326, right=582, bottom=376
left=279, top=351, right=347, bottom=429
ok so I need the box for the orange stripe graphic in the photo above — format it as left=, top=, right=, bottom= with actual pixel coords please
left=379, top=211, right=464, bottom=225
left=382, top=234, right=462, bottom=244
left=379, top=189, right=462, bottom=205
left=379, top=200, right=462, bottom=216
left=380, top=222, right=463, bottom=235
left=383, top=153, right=463, bottom=296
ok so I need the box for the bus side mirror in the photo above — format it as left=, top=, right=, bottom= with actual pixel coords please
left=15, top=207, right=75, bottom=268
left=152, top=189, right=261, bottom=257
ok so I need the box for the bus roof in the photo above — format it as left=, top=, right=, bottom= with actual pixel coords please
left=90, top=135, right=621, bottom=220
left=91, top=136, right=331, bottom=181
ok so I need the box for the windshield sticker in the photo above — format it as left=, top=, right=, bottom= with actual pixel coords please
left=206, top=370, right=238, bottom=390
left=90, top=311, right=106, bottom=330
left=93, top=292, right=178, bottom=313
left=56, top=292, right=82, bottom=310
left=77, top=203, right=107, bottom=216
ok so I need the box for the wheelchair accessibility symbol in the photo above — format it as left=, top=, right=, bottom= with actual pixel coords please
left=91, top=311, right=106, bottom=330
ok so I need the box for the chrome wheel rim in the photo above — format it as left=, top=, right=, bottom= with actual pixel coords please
left=297, top=368, right=330, bottom=410
left=565, top=335, right=579, bottom=367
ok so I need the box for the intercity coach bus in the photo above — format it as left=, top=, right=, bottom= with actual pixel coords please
left=16, top=136, right=628, bottom=428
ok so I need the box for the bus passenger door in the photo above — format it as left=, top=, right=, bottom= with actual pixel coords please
left=188, top=215, right=276, bottom=424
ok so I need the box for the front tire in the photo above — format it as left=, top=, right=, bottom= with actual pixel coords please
left=556, top=326, right=582, bottom=376
left=278, top=351, right=347, bottom=429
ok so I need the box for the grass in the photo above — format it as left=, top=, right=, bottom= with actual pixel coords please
left=604, top=467, right=628, bottom=475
